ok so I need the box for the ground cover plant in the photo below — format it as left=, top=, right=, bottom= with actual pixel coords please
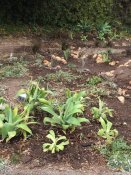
left=99, top=138, right=131, bottom=172
left=0, top=62, right=28, bottom=79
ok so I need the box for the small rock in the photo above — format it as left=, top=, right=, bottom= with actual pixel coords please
left=117, top=96, right=125, bottom=104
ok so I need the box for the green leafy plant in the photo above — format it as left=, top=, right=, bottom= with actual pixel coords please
left=86, top=76, right=103, bottom=86
left=97, top=22, right=112, bottom=42
left=45, top=70, right=74, bottom=82
left=99, top=138, right=131, bottom=172
left=43, top=130, right=69, bottom=153
left=91, top=98, right=113, bottom=121
left=98, top=117, right=118, bottom=144
left=16, top=81, right=50, bottom=113
left=41, top=91, right=89, bottom=131
left=0, top=105, right=35, bottom=142
left=77, top=19, right=92, bottom=33
left=63, top=48, right=71, bottom=60
left=80, top=34, right=88, bottom=41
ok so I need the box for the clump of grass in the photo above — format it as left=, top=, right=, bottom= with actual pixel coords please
left=99, top=138, right=131, bottom=172
left=0, top=62, right=28, bottom=79
left=45, top=70, right=74, bottom=82
left=86, top=87, right=109, bottom=97
left=86, top=75, right=103, bottom=86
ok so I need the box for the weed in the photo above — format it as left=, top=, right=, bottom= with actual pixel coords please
left=86, top=87, right=109, bottom=97
left=96, top=22, right=112, bottom=42
left=91, top=98, right=113, bottom=121
left=63, top=48, right=71, bottom=60
left=0, top=62, right=28, bottom=79
left=98, top=117, right=118, bottom=144
left=86, top=76, right=103, bottom=86
left=45, top=70, right=74, bottom=82
left=80, top=34, right=88, bottom=41
left=99, top=138, right=131, bottom=172
left=77, top=19, right=92, bottom=33
left=43, top=130, right=69, bottom=153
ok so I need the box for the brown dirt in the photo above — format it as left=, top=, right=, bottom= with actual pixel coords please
left=0, top=36, right=131, bottom=173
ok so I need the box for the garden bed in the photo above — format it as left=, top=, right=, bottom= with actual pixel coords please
left=0, top=36, right=131, bottom=174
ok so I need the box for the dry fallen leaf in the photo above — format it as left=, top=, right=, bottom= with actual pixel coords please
left=96, top=56, right=103, bottom=63
left=43, top=60, right=51, bottom=67
left=52, top=55, right=67, bottom=64
left=109, top=61, right=116, bottom=66
left=117, top=96, right=125, bottom=104
left=105, top=70, right=115, bottom=77
left=118, top=88, right=127, bottom=96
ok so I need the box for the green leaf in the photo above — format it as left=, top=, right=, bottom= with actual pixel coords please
left=6, top=131, right=16, bottom=142
left=67, top=117, right=81, bottom=126
left=38, top=98, right=49, bottom=104
left=0, top=114, right=5, bottom=121
left=77, top=117, right=89, bottom=123
left=98, top=129, right=105, bottom=136
left=0, top=119, right=3, bottom=128
left=1, top=123, right=15, bottom=140
left=41, top=106, right=57, bottom=116
left=17, top=124, right=32, bottom=134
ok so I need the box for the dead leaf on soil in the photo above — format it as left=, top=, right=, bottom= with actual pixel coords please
left=109, top=61, right=119, bottom=66
left=43, top=60, right=51, bottom=67
left=117, top=96, right=125, bottom=104
left=118, top=88, right=127, bottom=96
left=52, top=54, right=67, bottom=64
left=103, top=70, right=115, bottom=77
left=71, top=50, right=79, bottom=59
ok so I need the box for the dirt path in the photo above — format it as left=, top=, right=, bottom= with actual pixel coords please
left=1, top=164, right=131, bottom=175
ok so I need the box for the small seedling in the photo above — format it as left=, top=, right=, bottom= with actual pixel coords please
left=91, top=98, right=113, bottom=121
left=63, top=48, right=71, bottom=60
left=43, top=130, right=69, bottom=153
left=86, top=76, right=103, bottom=86
left=98, top=117, right=118, bottom=144
left=80, top=34, right=88, bottom=41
